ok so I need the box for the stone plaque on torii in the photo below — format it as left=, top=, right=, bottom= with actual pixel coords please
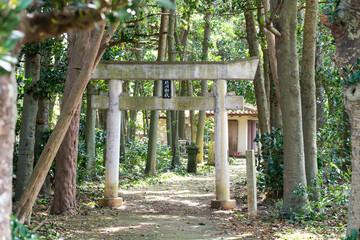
left=90, top=57, right=259, bottom=210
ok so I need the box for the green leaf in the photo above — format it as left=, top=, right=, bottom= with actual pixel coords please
left=0, top=59, right=13, bottom=73
left=259, top=17, right=265, bottom=25
left=15, top=0, right=34, bottom=11
left=155, top=0, right=175, bottom=9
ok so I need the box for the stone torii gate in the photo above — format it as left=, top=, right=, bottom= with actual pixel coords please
left=90, top=57, right=259, bottom=210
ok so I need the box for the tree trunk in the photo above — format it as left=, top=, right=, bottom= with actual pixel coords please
left=120, top=112, right=126, bottom=163
left=145, top=8, right=169, bottom=175
left=196, top=10, right=211, bottom=164
left=319, top=0, right=360, bottom=235
left=315, top=45, right=325, bottom=133
left=245, top=10, right=270, bottom=135
left=35, top=97, right=53, bottom=195
left=188, top=81, right=196, bottom=143
left=272, top=0, right=308, bottom=212
left=51, top=30, right=95, bottom=215
left=178, top=81, right=186, bottom=140
left=167, top=2, right=181, bottom=167
left=15, top=24, right=104, bottom=223
left=15, top=53, right=41, bottom=201
left=263, top=0, right=282, bottom=129
left=0, top=73, right=17, bottom=239
left=171, top=111, right=181, bottom=167
left=85, top=82, right=96, bottom=179
left=300, top=0, right=318, bottom=189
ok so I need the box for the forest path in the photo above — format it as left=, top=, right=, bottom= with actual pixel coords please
left=53, top=159, right=247, bottom=239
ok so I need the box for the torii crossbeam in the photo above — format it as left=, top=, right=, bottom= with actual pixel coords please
left=90, top=57, right=259, bottom=210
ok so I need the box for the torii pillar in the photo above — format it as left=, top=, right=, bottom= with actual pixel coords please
left=98, top=80, right=123, bottom=207
left=211, top=80, right=236, bottom=210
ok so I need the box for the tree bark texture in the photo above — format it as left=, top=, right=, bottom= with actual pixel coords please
left=15, top=53, right=41, bottom=201
left=51, top=30, right=95, bottom=215
left=145, top=8, right=169, bottom=175
left=167, top=2, right=181, bottom=167
left=35, top=97, right=53, bottom=195
left=0, top=73, right=17, bottom=239
left=15, top=24, right=104, bottom=223
left=245, top=10, right=270, bottom=134
left=315, top=45, right=325, bottom=133
left=319, top=0, right=360, bottom=235
left=196, top=10, right=211, bottom=164
left=263, top=0, right=282, bottom=129
left=188, top=81, right=196, bottom=143
left=300, top=0, right=319, bottom=187
left=85, top=82, right=96, bottom=178
left=272, top=0, right=308, bottom=212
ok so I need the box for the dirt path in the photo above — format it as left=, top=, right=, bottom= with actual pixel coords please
left=48, top=160, right=247, bottom=239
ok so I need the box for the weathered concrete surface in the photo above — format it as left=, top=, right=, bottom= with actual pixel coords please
left=91, top=58, right=259, bottom=81
left=246, top=150, right=257, bottom=212
left=212, top=80, right=235, bottom=210
left=100, top=80, right=122, bottom=205
left=92, top=95, right=244, bottom=111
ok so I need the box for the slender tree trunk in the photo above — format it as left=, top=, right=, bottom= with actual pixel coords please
left=15, top=24, right=104, bottom=223
left=263, top=0, right=282, bottom=129
left=0, top=73, right=17, bottom=239
left=178, top=81, right=186, bottom=140
left=300, top=0, right=318, bottom=189
left=245, top=10, right=270, bottom=134
left=85, top=82, right=96, bottom=179
left=272, top=0, right=308, bottom=212
left=188, top=81, right=196, bottom=143
left=145, top=8, right=169, bottom=175
left=129, top=43, right=142, bottom=141
left=15, top=53, right=41, bottom=201
left=167, top=2, right=181, bottom=167
left=315, top=45, right=325, bottom=133
left=196, top=10, right=211, bottom=164
left=35, top=98, right=53, bottom=195
left=120, top=112, right=126, bottom=163
left=171, top=111, right=181, bottom=167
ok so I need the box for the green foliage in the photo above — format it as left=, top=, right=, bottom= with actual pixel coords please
left=342, top=230, right=358, bottom=240
left=290, top=165, right=349, bottom=223
left=11, top=215, right=38, bottom=240
left=254, top=128, right=284, bottom=198
left=342, top=59, right=360, bottom=86
left=0, top=0, right=32, bottom=75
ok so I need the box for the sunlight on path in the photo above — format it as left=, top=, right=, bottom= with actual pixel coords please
left=59, top=159, right=248, bottom=239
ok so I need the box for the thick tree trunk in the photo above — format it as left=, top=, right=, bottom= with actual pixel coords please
left=272, top=0, right=308, bottom=212
left=145, top=8, right=169, bottom=175
left=85, top=82, right=96, bottom=178
left=35, top=97, right=53, bottom=195
left=196, top=10, right=211, bottom=164
left=0, top=73, right=17, bottom=239
left=245, top=10, right=270, bottom=134
left=15, top=53, right=41, bottom=201
left=51, top=30, right=95, bottom=215
left=15, top=24, right=104, bottom=223
left=300, top=0, right=318, bottom=188
left=319, top=0, right=360, bottom=235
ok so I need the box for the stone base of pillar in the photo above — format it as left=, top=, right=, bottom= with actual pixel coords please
left=98, top=197, right=123, bottom=207
left=211, top=199, right=236, bottom=210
